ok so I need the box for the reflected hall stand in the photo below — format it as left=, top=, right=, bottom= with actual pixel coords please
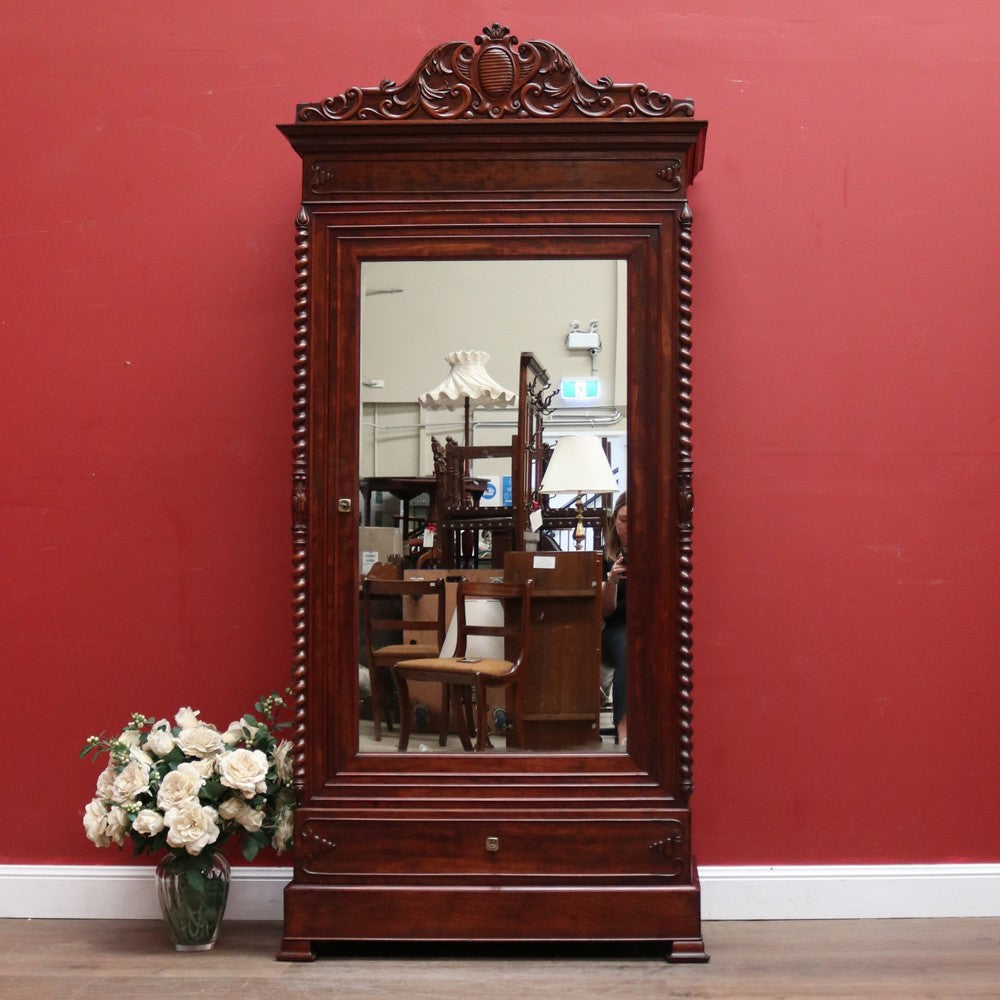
left=277, top=25, right=709, bottom=962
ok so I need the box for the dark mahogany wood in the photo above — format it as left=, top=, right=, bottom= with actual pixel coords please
left=502, top=550, right=604, bottom=751
left=277, top=25, right=708, bottom=961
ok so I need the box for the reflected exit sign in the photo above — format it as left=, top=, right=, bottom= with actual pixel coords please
left=560, top=377, right=600, bottom=401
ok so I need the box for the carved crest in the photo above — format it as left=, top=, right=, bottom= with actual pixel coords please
left=297, top=24, right=695, bottom=122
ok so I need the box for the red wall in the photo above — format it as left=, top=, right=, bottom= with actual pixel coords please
left=4, top=2, right=998, bottom=866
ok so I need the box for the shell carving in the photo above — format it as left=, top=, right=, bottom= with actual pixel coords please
left=477, top=44, right=515, bottom=98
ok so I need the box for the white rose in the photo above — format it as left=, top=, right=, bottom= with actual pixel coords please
left=221, top=721, right=245, bottom=745
left=105, top=805, right=129, bottom=846
left=240, top=806, right=265, bottom=833
left=156, top=762, right=205, bottom=811
left=163, top=801, right=220, bottom=855
left=272, top=807, right=294, bottom=854
left=132, top=809, right=165, bottom=837
left=273, top=740, right=294, bottom=785
left=83, top=799, right=110, bottom=847
left=144, top=724, right=175, bottom=757
left=111, top=760, right=150, bottom=804
left=218, top=797, right=264, bottom=832
left=95, top=765, right=116, bottom=801
left=176, top=724, right=223, bottom=759
left=231, top=718, right=261, bottom=741
left=217, top=797, right=242, bottom=821
left=189, top=757, right=216, bottom=779
left=129, top=745, right=154, bottom=767
left=217, top=748, right=269, bottom=797
left=174, top=707, right=201, bottom=729
left=118, top=729, right=142, bottom=750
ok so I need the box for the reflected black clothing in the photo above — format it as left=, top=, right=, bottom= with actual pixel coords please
left=602, top=557, right=627, bottom=727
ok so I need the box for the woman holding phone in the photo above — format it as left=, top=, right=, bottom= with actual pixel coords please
left=601, top=492, right=628, bottom=747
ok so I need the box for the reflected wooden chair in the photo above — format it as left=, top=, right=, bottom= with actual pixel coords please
left=361, top=577, right=447, bottom=741
left=393, top=579, right=535, bottom=751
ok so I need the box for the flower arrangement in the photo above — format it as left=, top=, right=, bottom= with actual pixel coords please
left=80, top=693, right=296, bottom=867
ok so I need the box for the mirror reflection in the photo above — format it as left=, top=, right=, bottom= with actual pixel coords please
left=358, top=260, right=628, bottom=754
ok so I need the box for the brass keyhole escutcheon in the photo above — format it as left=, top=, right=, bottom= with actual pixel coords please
left=338, top=498, right=352, bottom=513
left=485, top=836, right=500, bottom=852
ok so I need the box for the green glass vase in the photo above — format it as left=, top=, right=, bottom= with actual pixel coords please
left=155, top=851, right=231, bottom=951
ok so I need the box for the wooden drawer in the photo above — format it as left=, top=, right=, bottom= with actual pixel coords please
left=298, top=815, right=690, bottom=880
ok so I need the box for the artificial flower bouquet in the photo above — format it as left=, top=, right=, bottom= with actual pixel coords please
left=81, top=693, right=296, bottom=870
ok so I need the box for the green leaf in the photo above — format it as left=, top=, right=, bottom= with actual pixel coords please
left=201, top=778, right=223, bottom=801
left=184, top=868, right=207, bottom=894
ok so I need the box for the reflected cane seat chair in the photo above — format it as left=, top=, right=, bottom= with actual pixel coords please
left=393, top=579, right=535, bottom=752
left=362, top=577, right=447, bottom=741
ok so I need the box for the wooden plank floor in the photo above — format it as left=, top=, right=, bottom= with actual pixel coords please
left=2, top=918, right=998, bottom=999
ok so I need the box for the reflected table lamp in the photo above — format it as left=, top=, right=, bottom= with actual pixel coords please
left=539, top=435, right=619, bottom=550
left=417, top=349, right=516, bottom=446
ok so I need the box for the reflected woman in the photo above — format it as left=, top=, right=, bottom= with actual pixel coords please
left=601, top=492, right=628, bottom=747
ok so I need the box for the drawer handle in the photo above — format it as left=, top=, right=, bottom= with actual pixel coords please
left=485, top=836, right=500, bottom=852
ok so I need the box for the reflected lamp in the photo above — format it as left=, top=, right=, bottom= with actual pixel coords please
left=539, top=435, right=618, bottom=550
left=417, top=350, right=516, bottom=445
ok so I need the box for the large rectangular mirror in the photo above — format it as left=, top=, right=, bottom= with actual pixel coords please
left=358, top=258, right=628, bottom=754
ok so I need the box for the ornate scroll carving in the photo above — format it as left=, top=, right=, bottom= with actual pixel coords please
left=676, top=203, right=695, bottom=804
left=648, top=819, right=687, bottom=877
left=290, top=206, right=310, bottom=794
left=297, top=24, right=695, bottom=123
left=310, top=163, right=335, bottom=191
left=299, top=821, right=338, bottom=874
left=657, top=159, right=684, bottom=191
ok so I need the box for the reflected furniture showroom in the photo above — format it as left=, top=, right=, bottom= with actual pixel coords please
left=394, top=579, right=535, bottom=752
left=277, top=25, right=709, bottom=961
left=361, top=576, right=447, bottom=742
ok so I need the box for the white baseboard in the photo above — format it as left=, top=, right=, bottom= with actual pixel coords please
left=2, top=864, right=998, bottom=921
left=0, top=864, right=292, bottom=921
left=698, top=864, right=1000, bottom=920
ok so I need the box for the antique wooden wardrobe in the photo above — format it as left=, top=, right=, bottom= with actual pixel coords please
left=276, top=25, right=709, bottom=961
